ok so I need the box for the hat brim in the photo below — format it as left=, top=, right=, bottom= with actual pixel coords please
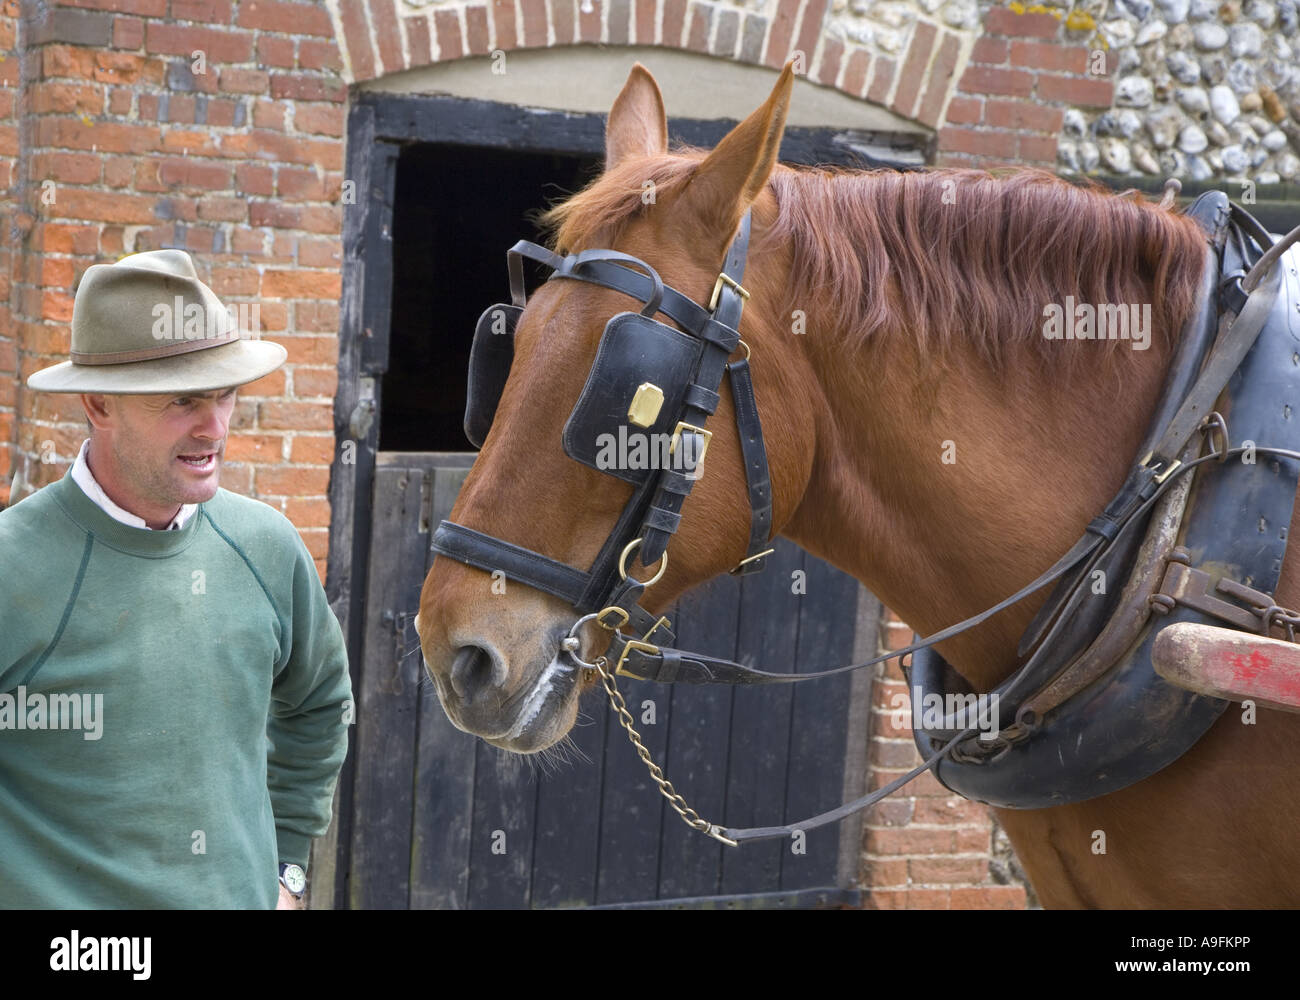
left=26, top=338, right=288, bottom=394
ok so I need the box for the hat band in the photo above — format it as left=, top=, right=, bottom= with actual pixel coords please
left=71, top=332, right=243, bottom=366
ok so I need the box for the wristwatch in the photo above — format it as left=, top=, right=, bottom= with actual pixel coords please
left=279, top=862, right=307, bottom=899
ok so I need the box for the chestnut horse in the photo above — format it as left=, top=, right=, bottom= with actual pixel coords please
left=416, top=62, right=1300, bottom=908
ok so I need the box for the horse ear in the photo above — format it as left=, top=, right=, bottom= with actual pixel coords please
left=686, top=62, right=794, bottom=237
left=605, top=63, right=668, bottom=170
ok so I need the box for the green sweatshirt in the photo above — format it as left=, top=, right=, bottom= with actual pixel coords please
left=0, top=470, right=352, bottom=908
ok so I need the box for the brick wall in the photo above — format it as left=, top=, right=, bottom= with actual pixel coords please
left=2, top=0, right=346, bottom=579
left=0, top=1, right=19, bottom=508
left=937, top=5, right=1112, bottom=168
left=862, top=608, right=1030, bottom=909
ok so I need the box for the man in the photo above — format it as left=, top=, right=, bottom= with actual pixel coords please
left=0, top=249, right=352, bottom=908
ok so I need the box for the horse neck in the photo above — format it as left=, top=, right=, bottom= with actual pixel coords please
left=782, top=322, right=1177, bottom=693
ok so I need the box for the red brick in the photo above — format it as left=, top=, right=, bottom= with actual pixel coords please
left=276, top=166, right=326, bottom=200
left=490, top=0, right=517, bottom=49
left=578, top=0, right=602, bottom=42
left=159, top=158, right=232, bottom=190
left=943, top=95, right=982, bottom=125
left=970, top=37, right=1007, bottom=65
left=171, top=0, right=232, bottom=22
left=239, top=369, right=286, bottom=397
left=338, top=0, right=375, bottom=81
left=662, top=0, right=685, bottom=46
left=984, top=6, right=1061, bottom=39
left=56, top=189, right=158, bottom=224
left=842, top=47, right=869, bottom=98
left=284, top=496, right=332, bottom=527
left=259, top=401, right=333, bottom=431
left=262, top=270, right=341, bottom=299
left=236, top=163, right=274, bottom=196
left=908, top=857, right=989, bottom=885
left=861, top=858, right=910, bottom=888
left=939, top=126, right=1012, bottom=157
left=433, top=8, right=463, bottom=59
left=912, top=797, right=991, bottom=825
left=370, top=0, right=404, bottom=72
left=635, top=0, right=656, bottom=44
left=294, top=304, right=339, bottom=335
left=60, top=0, right=167, bottom=14
left=891, top=21, right=936, bottom=118
left=225, top=433, right=285, bottom=463
left=1010, top=39, right=1087, bottom=74
left=950, top=887, right=1027, bottom=909
left=1035, top=72, right=1113, bottom=108
left=299, top=529, right=329, bottom=560
left=552, top=0, right=574, bottom=43
left=145, top=23, right=253, bottom=62
left=521, top=0, right=546, bottom=47
left=288, top=436, right=335, bottom=466
left=984, top=98, right=1063, bottom=132
left=294, top=368, right=339, bottom=398
left=41, top=224, right=99, bottom=255
left=276, top=334, right=338, bottom=364
left=455, top=6, right=483, bottom=57
left=867, top=828, right=957, bottom=855
left=198, top=198, right=247, bottom=222
left=405, top=15, right=431, bottom=64
left=686, top=2, right=709, bottom=53
left=917, top=32, right=963, bottom=128
left=253, top=101, right=287, bottom=129
left=1018, top=133, right=1058, bottom=162
left=765, top=0, right=799, bottom=69
left=957, top=64, right=1033, bottom=98
left=296, top=104, right=344, bottom=137
left=867, top=57, right=894, bottom=104
left=220, top=67, right=268, bottom=94
left=257, top=34, right=295, bottom=68
left=256, top=466, right=331, bottom=496
left=112, top=15, right=144, bottom=48
left=792, top=0, right=827, bottom=70
left=269, top=75, right=345, bottom=102
left=298, top=237, right=341, bottom=268
left=815, top=36, right=844, bottom=88
left=236, top=0, right=333, bottom=36
left=298, top=38, right=341, bottom=71
left=41, top=151, right=102, bottom=184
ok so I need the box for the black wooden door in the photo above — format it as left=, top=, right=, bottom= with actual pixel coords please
left=346, top=452, right=872, bottom=908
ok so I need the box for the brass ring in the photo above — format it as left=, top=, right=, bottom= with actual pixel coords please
left=729, top=339, right=751, bottom=363
left=618, top=537, right=668, bottom=587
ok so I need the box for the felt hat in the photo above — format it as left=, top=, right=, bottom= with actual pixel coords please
left=26, top=249, right=286, bottom=394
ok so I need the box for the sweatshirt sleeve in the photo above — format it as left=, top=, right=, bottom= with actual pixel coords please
left=265, top=531, right=353, bottom=868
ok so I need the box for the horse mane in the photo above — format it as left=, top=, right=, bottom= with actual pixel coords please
left=538, top=153, right=1209, bottom=378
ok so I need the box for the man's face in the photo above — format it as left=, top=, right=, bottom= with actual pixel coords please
left=83, top=388, right=237, bottom=525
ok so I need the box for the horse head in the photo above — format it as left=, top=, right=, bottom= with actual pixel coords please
left=416, top=63, right=817, bottom=752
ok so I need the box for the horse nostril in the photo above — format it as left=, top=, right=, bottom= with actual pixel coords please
left=450, top=645, right=502, bottom=703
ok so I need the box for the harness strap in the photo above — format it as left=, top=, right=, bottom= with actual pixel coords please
left=639, top=213, right=754, bottom=564
left=725, top=355, right=774, bottom=573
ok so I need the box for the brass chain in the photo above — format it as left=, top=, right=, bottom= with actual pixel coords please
left=590, top=655, right=738, bottom=847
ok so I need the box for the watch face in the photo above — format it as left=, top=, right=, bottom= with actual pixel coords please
left=281, top=864, right=306, bottom=895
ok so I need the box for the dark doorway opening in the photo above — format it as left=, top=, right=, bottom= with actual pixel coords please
left=381, top=144, right=602, bottom=451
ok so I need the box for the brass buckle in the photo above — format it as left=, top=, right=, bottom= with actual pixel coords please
left=1139, top=451, right=1182, bottom=485
left=595, top=606, right=630, bottom=631
left=709, top=272, right=750, bottom=312
left=670, top=421, right=712, bottom=478
left=729, top=547, right=775, bottom=575
left=614, top=639, right=661, bottom=678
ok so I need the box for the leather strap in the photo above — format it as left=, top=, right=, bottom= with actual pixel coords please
left=726, top=356, right=773, bottom=574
